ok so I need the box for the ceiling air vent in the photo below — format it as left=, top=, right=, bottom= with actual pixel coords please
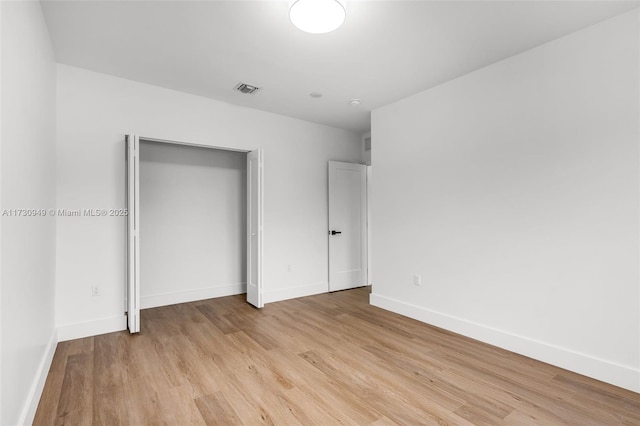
left=234, top=82, right=260, bottom=95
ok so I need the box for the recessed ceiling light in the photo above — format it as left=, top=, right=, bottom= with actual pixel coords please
left=349, top=99, right=361, bottom=106
left=310, top=92, right=323, bottom=98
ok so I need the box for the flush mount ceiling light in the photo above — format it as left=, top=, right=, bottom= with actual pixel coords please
left=349, top=98, right=361, bottom=106
left=289, top=0, right=346, bottom=34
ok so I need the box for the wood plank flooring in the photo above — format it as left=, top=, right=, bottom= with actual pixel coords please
left=34, top=287, right=640, bottom=425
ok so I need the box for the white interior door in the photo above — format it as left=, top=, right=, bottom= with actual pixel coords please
left=125, top=134, right=140, bottom=333
left=328, top=161, right=367, bottom=292
left=247, top=149, right=264, bottom=308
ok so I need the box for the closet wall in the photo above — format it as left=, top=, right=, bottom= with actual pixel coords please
left=55, top=65, right=362, bottom=340
left=139, top=141, right=246, bottom=308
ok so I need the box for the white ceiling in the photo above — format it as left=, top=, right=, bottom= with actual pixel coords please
left=41, top=1, right=638, bottom=134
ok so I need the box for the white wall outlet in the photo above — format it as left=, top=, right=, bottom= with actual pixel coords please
left=413, top=274, right=422, bottom=286
left=287, top=264, right=292, bottom=272
left=92, top=286, right=101, bottom=296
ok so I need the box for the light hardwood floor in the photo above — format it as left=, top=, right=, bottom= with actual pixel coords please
left=34, top=287, right=639, bottom=425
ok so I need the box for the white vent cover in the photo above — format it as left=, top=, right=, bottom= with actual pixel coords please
left=234, top=82, right=260, bottom=94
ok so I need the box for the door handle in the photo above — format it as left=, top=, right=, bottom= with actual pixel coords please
left=330, top=230, right=342, bottom=235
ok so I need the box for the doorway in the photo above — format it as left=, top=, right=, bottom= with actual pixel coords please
left=125, top=134, right=263, bottom=333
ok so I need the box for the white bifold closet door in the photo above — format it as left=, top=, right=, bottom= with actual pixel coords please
left=125, top=135, right=264, bottom=334
left=246, top=149, right=264, bottom=308
left=125, top=134, right=140, bottom=333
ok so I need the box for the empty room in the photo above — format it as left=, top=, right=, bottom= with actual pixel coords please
left=2, top=0, right=640, bottom=424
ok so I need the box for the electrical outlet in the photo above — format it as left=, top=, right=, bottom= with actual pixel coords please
left=287, top=264, right=292, bottom=272
left=92, top=286, right=101, bottom=297
left=413, top=274, right=422, bottom=286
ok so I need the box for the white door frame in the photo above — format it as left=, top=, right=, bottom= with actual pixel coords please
left=366, top=165, right=372, bottom=286
left=124, top=134, right=264, bottom=333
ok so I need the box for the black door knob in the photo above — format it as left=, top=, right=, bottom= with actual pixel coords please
left=331, top=230, right=342, bottom=235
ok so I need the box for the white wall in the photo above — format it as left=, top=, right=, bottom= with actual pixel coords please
left=371, top=10, right=639, bottom=392
left=56, top=64, right=362, bottom=339
left=0, top=1, right=58, bottom=424
left=139, top=141, right=246, bottom=308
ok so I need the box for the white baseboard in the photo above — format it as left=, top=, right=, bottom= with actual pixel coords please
left=264, top=282, right=328, bottom=304
left=18, top=328, right=58, bottom=426
left=370, top=293, right=640, bottom=393
left=141, top=282, right=245, bottom=309
left=57, top=314, right=127, bottom=342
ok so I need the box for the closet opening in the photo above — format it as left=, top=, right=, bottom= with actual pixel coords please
left=125, top=135, right=263, bottom=333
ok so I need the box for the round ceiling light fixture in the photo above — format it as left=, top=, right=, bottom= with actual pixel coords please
left=310, top=92, right=323, bottom=98
left=349, top=99, right=361, bottom=106
left=289, top=0, right=346, bottom=34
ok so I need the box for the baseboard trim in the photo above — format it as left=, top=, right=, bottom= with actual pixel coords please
left=141, top=282, right=246, bottom=309
left=370, top=293, right=640, bottom=393
left=18, top=328, right=58, bottom=426
left=264, top=282, right=328, bottom=304
left=57, top=314, right=127, bottom=342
